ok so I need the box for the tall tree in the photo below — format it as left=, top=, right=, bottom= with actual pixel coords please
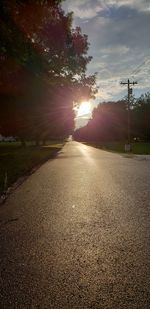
left=74, top=100, right=127, bottom=142
left=0, top=0, right=96, bottom=142
left=132, top=92, right=150, bottom=140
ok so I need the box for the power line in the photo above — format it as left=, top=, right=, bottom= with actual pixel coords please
left=130, top=58, right=150, bottom=77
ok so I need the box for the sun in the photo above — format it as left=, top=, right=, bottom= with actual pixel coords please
left=77, top=101, right=91, bottom=117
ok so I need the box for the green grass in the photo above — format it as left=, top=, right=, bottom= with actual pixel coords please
left=0, top=141, right=64, bottom=195
left=83, top=142, right=150, bottom=155
left=132, top=143, right=150, bottom=154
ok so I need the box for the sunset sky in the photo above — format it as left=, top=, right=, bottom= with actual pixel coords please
left=63, top=0, right=150, bottom=120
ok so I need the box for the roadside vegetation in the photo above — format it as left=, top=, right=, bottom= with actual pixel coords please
left=74, top=93, right=150, bottom=154
left=83, top=142, right=150, bottom=155
left=0, top=141, right=64, bottom=196
left=0, top=1, right=96, bottom=198
left=0, top=0, right=96, bottom=147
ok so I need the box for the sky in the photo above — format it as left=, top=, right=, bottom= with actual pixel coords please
left=62, top=0, right=150, bottom=127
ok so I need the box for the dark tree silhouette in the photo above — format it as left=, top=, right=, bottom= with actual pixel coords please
left=74, top=94, right=150, bottom=143
left=0, top=0, right=96, bottom=143
left=74, top=100, right=127, bottom=142
left=132, top=93, right=150, bottom=140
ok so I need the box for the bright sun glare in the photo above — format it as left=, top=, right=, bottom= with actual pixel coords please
left=77, top=101, right=91, bottom=117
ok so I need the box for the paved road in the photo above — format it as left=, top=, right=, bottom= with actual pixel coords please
left=0, top=141, right=150, bottom=308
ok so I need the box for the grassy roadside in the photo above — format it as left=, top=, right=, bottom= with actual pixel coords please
left=0, top=141, right=64, bottom=196
left=82, top=142, right=150, bottom=155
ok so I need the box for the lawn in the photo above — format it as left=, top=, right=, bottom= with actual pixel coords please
left=83, top=142, right=150, bottom=155
left=0, top=141, right=64, bottom=196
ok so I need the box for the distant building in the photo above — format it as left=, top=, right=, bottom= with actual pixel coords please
left=0, top=134, right=16, bottom=142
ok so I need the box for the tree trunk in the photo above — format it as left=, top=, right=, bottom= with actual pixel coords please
left=35, top=139, right=40, bottom=147
left=21, top=138, right=26, bottom=147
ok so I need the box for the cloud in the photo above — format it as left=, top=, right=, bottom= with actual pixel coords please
left=63, top=0, right=102, bottom=19
left=113, top=0, right=150, bottom=13
left=63, top=0, right=150, bottom=20
left=63, top=0, right=150, bottom=105
left=101, top=46, right=130, bottom=54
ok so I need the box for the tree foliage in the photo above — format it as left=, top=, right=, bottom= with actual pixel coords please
left=74, top=93, right=150, bottom=143
left=132, top=92, right=150, bottom=140
left=0, top=0, right=96, bottom=142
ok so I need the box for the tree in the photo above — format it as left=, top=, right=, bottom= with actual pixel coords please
left=0, top=0, right=96, bottom=143
left=132, top=92, right=150, bottom=140
left=74, top=100, right=127, bottom=142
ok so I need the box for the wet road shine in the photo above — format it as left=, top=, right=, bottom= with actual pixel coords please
left=0, top=142, right=150, bottom=308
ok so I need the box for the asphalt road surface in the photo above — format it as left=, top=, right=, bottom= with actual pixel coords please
left=0, top=141, right=150, bottom=308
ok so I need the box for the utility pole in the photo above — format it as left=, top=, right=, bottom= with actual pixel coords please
left=120, top=79, right=137, bottom=152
